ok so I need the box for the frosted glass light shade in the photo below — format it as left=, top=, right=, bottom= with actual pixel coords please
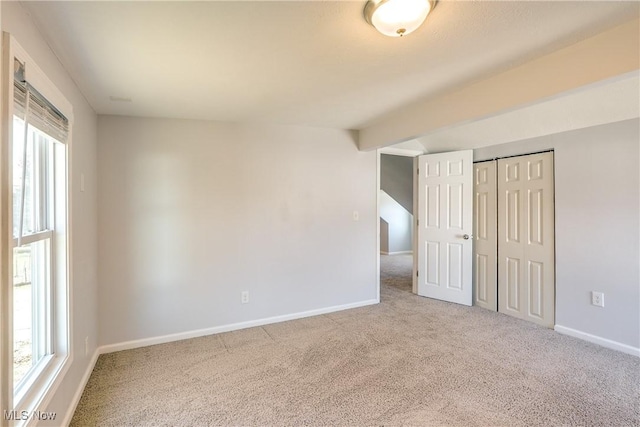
left=364, top=0, right=435, bottom=37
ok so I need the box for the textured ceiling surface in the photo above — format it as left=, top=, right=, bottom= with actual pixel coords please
left=21, top=1, right=640, bottom=129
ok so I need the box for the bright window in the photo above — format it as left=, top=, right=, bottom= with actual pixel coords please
left=12, top=118, right=57, bottom=394
left=7, top=45, right=71, bottom=417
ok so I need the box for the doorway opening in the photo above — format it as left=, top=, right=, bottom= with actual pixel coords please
left=378, top=150, right=421, bottom=300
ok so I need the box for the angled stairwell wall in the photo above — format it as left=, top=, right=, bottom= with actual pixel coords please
left=380, top=190, right=413, bottom=254
left=381, top=154, right=413, bottom=214
left=380, top=154, right=414, bottom=254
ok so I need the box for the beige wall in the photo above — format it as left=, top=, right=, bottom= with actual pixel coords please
left=98, top=116, right=378, bottom=347
left=379, top=191, right=412, bottom=253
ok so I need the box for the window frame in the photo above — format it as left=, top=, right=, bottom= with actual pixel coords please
left=1, top=33, right=74, bottom=424
left=12, top=123, right=58, bottom=402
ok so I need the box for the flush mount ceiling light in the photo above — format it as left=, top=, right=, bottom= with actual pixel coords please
left=364, top=0, right=437, bottom=37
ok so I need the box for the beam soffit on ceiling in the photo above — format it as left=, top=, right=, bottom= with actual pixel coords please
left=358, top=18, right=640, bottom=151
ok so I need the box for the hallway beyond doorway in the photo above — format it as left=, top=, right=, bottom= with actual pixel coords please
left=380, top=254, right=413, bottom=296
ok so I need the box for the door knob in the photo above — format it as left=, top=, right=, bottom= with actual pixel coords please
left=463, top=234, right=470, bottom=240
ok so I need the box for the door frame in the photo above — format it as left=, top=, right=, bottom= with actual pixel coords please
left=376, top=147, right=424, bottom=300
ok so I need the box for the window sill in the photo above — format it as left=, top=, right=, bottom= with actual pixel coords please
left=12, top=352, right=71, bottom=427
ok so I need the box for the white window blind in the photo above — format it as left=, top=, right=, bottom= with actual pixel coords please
left=14, top=79, right=69, bottom=143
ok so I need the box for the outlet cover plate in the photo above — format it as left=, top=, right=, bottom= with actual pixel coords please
left=591, top=291, right=604, bottom=307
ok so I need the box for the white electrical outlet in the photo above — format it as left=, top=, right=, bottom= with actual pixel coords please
left=85, top=336, right=89, bottom=356
left=591, top=291, right=604, bottom=307
left=353, top=211, right=360, bottom=221
left=241, top=291, right=249, bottom=304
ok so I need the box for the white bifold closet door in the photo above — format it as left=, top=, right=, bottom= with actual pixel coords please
left=473, top=161, right=497, bottom=311
left=497, top=152, right=555, bottom=327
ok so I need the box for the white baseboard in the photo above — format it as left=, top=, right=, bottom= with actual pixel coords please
left=57, top=310, right=636, bottom=425
left=58, top=299, right=376, bottom=423
left=380, top=251, right=413, bottom=255
left=61, top=349, right=100, bottom=426
left=99, top=298, right=380, bottom=354
left=554, top=325, right=640, bottom=357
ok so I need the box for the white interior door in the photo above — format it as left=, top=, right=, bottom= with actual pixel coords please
left=417, top=150, right=473, bottom=306
left=498, top=152, right=555, bottom=327
left=473, top=161, right=497, bottom=311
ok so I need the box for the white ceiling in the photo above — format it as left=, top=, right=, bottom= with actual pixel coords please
left=23, top=1, right=640, bottom=130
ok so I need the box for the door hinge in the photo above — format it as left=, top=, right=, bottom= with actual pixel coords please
left=417, top=168, right=419, bottom=175
left=417, top=219, right=419, bottom=226
left=416, top=270, right=419, bottom=277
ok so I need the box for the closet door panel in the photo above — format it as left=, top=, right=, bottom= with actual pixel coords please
left=473, top=161, right=497, bottom=311
left=498, top=153, right=555, bottom=327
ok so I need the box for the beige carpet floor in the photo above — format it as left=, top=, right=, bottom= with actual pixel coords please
left=72, top=254, right=640, bottom=426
